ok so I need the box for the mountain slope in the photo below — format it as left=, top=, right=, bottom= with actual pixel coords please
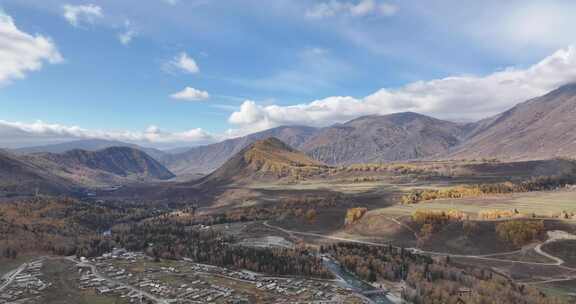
left=15, top=139, right=168, bottom=162
left=195, top=137, right=328, bottom=186
left=0, top=150, right=75, bottom=196
left=451, top=83, right=576, bottom=160
left=166, top=126, right=318, bottom=176
left=30, top=147, right=174, bottom=179
left=302, top=112, right=467, bottom=165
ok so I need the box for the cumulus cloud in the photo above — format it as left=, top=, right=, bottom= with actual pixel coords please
left=0, top=12, right=63, bottom=86
left=0, top=120, right=215, bottom=148
left=170, top=86, right=210, bottom=101
left=62, top=4, right=103, bottom=27
left=228, top=45, right=576, bottom=134
left=164, top=52, right=200, bottom=74
left=118, top=20, right=138, bottom=45
left=306, top=0, right=397, bottom=19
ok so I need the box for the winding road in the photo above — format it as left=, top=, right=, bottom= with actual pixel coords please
left=263, top=221, right=576, bottom=284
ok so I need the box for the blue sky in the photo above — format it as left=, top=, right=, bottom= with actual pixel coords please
left=1, top=0, right=576, bottom=148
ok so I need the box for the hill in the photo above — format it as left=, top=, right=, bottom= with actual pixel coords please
left=452, top=83, right=576, bottom=160
left=34, top=146, right=175, bottom=182
left=195, top=137, right=328, bottom=186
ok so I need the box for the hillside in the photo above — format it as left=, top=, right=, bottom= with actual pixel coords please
left=452, top=83, right=576, bottom=160
left=0, top=150, right=75, bottom=196
left=195, top=137, right=328, bottom=186
left=302, top=112, right=467, bottom=165
left=34, top=147, right=175, bottom=182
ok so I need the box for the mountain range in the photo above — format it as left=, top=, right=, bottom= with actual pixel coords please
left=164, top=112, right=468, bottom=175
left=9, top=83, right=576, bottom=180
left=14, top=139, right=168, bottom=161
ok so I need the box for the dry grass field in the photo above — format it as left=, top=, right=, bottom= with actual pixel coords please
left=364, top=190, right=576, bottom=219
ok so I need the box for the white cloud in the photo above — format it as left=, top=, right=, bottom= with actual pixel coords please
left=170, top=86, right=210, bottom=101
left=306, top=0, right=397, bottom=19
left=118, top=20, right=138, bottom=45
left=62, top=4, right=103, bottom=27
left=164, top=52, right=200, bottom=74
left=228, top=45, right=576, bottom=134
left=0, top=120, right=215, bottom=148
left=0, top=12, right=63, bottom=86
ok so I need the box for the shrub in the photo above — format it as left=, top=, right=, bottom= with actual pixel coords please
left=495, top=220, right=544, bottom=247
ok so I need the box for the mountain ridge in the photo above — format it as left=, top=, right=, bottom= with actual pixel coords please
left=34, top=146, right=175, bottom=181
left=15, top=139, right=169, bottom=162
left=450, top=83, right=576, bottom=160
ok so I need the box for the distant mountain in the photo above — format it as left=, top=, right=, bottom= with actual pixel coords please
left=195, top=137, right=327, bottom=186
left=0, top=150, right=75, bottom=196
left=167, top=113, right=467, bottom=175
left=15, top=139, right=168, bottom=162
left=451, top=83, right=576, bottom=160
left=166, top=126, right=318, bottom=176
left=301, top=112, right=467, bottom=165
left=35, top=146, right=175, bottom=181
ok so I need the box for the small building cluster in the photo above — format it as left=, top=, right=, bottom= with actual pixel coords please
left=0, top=260, right=49, bottom=304
left=72, top=249, right=359, bottom=303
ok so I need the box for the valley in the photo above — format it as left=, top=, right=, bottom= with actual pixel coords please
left=3, top=85, right=576, bottom=303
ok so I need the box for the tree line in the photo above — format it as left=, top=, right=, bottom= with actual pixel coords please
left=322, top=243, right=563, bottom=304
left=401, top=175, right=576, bottom=204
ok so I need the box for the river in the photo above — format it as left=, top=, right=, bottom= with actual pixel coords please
left=323, top=257, right=397, bottom=304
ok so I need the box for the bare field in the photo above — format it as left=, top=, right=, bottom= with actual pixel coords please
left=0, top=255, right=36, bottom=277
left=41, top=259, right=128, bottom=304
left=537, top=280, right=576, bottom=302
left=542, top=240, right=576, bottom=268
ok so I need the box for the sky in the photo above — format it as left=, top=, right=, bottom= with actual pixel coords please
left=1, top=0, right=576, bottom=148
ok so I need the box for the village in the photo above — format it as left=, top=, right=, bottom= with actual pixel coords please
left=75, top=248, right=365, bottom=303
left=0, top=259, right=49, bottom=304
left=0, top=249, right=368, bottom=304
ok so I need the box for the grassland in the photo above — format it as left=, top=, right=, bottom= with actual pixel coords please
left=364, top=190, right=576, bottom=219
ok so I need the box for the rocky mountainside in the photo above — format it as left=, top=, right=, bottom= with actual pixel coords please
left=451, top=83, right=576, bottom=160
left=35, top=146, right=175, bottom=181
left=195, top=137, right=328, bottom=186
left=301, top=112, right=467, bottom=165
